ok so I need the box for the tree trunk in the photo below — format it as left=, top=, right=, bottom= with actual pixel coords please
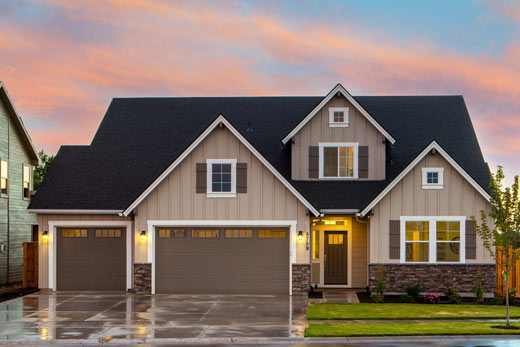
left=506, top=269, right=510, bottom=327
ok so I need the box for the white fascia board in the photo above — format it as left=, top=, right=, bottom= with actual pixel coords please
left=122, top=115, right=320, bottom=217
left=28, top=209, right=123, bottom=214
left=320, top=209, right=359, bottom=214
left=360, top=141, right=491, bottom=216
left=282, top=83, right=396, bottom=145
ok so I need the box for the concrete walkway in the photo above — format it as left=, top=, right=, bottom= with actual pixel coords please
left=0, top=291, right=308, bottom=342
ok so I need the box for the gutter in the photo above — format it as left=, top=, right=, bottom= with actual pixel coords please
left=27, top=209, right=123, bottom=215
left=319, top=209, right=359, bottom=215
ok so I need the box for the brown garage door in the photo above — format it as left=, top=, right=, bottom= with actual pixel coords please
left=156, top=227, right=289, bottom=294
left=57, top=227, right=126, bottom=291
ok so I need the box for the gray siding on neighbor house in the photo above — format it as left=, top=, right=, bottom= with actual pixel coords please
left=0, top=98, right=38, bottom=284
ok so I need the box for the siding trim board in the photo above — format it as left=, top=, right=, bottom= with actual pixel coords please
left=46, top=220, right=133, bottom=291
left=122, top=115, right=320, bottom=217
left=282, top=83, right=396, bottom=145
left=146, top=219, right=298, bottom=295
left=360, top=140, right=491, bottom=216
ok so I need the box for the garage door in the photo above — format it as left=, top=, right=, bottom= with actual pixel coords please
left=57, top=227, right=126, bottom=291
left=156, top=227, right=289, bottom=294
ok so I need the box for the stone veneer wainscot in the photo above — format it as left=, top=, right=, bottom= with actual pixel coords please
left=292, top=264, right=311, bottom=295
left=133, top=263, right=152, bottom=294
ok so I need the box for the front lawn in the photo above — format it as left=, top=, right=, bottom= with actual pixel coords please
left=307, top=303, right=520, bottom=320
left=305, top=322, right=520, bottom=337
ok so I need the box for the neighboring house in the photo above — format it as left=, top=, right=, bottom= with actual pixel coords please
left=29, top=83, right=495, bottom=295
left=0, top=82, right=39, bottom=285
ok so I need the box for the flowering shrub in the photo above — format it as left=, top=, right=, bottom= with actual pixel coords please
left=372, top=292, right=384, bottom=303
left=423, top=293, right=440, bottom=304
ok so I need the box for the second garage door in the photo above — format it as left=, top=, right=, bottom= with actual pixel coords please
left=155, top=227, right=289, bottom=294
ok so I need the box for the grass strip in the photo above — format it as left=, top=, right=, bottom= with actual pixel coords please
left=305, top=322, right=520, bottom=337
left=307, top=303, right=520, bottom=320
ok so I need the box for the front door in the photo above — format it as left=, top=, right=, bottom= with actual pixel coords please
left=324, top=230, right=347, bottom=284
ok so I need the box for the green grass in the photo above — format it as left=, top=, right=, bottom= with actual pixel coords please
left=307, top=303, right=520, bottom=320
left=305, top=322, right=520, bottom=337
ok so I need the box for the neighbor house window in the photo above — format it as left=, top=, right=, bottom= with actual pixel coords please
left=401, top=217, right=465, bottom=263
left=23, top=164, right=31, bottom=198
left=1, top=160, right=7, bottom=196
left=328, top=107, right=349, bottom=127
left=312, top=230, right=319, bottom=260
left=206, top=159, right=236, bottom=197
left=422, top=168, right=444, bottom=189
left=319, top=142, right=359, bottom=179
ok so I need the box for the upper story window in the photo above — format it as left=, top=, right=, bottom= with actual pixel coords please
left=23, top=164, right=31, bottom=199
left=319, top=142, right=359, bottom=179
left=328, top=107, right=349, bottom=127
left=401, top=216, right=465, bottom=264
left=206, top=159, right=236, bottom=198
left=1, top=160, right=7, bottom=196
left=422, top=168, right=444, bottom=189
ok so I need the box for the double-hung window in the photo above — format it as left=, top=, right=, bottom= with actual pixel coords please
left=206, top=159, right=236, bottom=197
left=319, top=142, right=359, bottom=179
left=400, top=216, right=465, bottom=263
left=23, top=164, right=31, bottom=199
left=1, top=160, right=7, bottom=196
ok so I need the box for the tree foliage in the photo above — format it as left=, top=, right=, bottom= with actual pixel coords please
left=473, top=166, right=520, bottom=327
left=33, top=150, right=55, bottom=190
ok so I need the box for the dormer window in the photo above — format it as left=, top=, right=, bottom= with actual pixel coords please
left=328, top=107, right=349, bottom=127
left=422, top=168, right=444, bottom=189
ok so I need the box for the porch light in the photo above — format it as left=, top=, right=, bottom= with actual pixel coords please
left=42, top=231, right=48, bottom=240
left=298, top=230, right=303, bottom=241
left=140, top=230, right=147, bottom=241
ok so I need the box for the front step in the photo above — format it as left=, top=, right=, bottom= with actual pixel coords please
left=309, top=289, right=360, bottom=303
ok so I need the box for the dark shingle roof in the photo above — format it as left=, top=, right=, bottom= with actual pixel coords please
left=29, top=95, right=490, bottom=212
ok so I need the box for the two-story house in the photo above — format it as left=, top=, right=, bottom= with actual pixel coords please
left=29, top=84, right=495, bottom=295
left=0, top=82, right=39, bottom=285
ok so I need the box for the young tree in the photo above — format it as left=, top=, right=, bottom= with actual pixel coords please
left=473, top=166, right=520, bottom=327
left=33, top=150, right=55, bottom=190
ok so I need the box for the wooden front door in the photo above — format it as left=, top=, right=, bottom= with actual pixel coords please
left=324, top=230, right=348, bottom=284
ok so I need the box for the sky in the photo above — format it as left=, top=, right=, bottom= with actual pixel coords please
left=0, top=0, right=519, bottom=183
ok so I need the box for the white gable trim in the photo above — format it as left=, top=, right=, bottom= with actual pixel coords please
left=360, top=141, right=491, bottom=216
left=282, top=83, right=396, bottom=145
left=122, top=115, right=320, bottom=217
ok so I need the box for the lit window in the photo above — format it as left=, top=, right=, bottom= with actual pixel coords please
left=1, top=160, right=7, bottom=195
left=405, top=221, right=429, bottom=262
left=225, top=229, right=253, bottom=238
left=23, top=164, right=31, bottom=198
left=207, top=159, right=236, bottom=197
left=436, top=221, right=460, bottom=262
left=312, top=230, right=319, bottom=260
left=328, top=107, right=349, bottom=127
left=95, top=229, right=122, bottom=238
left=192, top=229, right=219, bottom=239
left=319, top=143, right=359, bottom=179
left=328, top=233, right=344, bottom=245
left=258, top=229, right=287, bottom=238
left=61, top=229, right=88, bottom=238
left=422, top=168, right=444, bottom=189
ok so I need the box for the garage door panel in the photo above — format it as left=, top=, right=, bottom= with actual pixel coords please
left=57, top=228, right=125, bottom=291
left=156, top=227, right=289, bottom=294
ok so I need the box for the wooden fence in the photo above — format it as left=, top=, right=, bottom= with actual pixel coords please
left=496, top=247, right=520, bottom=297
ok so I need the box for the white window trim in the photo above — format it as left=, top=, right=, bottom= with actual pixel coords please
left=318, top=142, right=359, bottom=180
left=400, top=216, right=466, bottom=264
left=1, top=159, right=7, bottom=197
left=206, top=159, right=236, bottom=198
left=328, top=107, right=349, bottom=127
left=22, top=163, right=31, bottom=200
left=422, top=167, right=444, bottom=189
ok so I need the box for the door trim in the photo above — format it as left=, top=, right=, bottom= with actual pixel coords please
left=47, top=221, right=133, bottom=291
left=319, top=229, right=352, bottom=287
left=147, top=220, right=297, bottom=295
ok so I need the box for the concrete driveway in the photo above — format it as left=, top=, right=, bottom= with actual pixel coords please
left=0, top=291, right=307, bottom=342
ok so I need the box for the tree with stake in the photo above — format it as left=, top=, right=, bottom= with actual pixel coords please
left=473, top=166, right=520, bottom=328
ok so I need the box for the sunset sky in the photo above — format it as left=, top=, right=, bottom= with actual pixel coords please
left=0, top=0, right=519, bottom=181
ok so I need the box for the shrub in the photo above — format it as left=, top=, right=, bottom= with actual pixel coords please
left=423, top=293, right=440, bottom=304
left=399, top=294, right=414, bottom=303
left=509, top=288, right=517, bottom=305
left=406, top=284, right=421, bottom=301
left=372, top=293, right=384, bottom=303
left=474, top=280, right=484, bottom=304
left=491, top=296, right=504, bottom=305
left=445, top=286, right=462, bottom=304
left=375, top=272, right=385, bottom=296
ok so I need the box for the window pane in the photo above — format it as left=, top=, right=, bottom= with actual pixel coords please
left=312, top=230, right=319, bottom=259
left=258, top=229, right=286, bottom=238
left=1, top=161, right=7, bottom=179
left=405, top=221, right=429, bottom=241
left=212, top=182, right=221, bottom=192
left=221, top=183, right=231, bottom=192
left=333, top=111, right=344, bottom=123
left=427, top=172, right=438, bottom=184
left=221, top=164, right=231, bottom=173
left=406, top=242, right=429, bottom=262
left=323, top=147, right=338, bottom=177
left=437, top=221, right=460, bottom=241
left=339, top=147, right=354, bottom=177
left=437, top=243, right=459, bottom=262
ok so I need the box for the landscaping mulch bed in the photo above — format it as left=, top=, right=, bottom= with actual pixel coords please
left=356, top=291, right=520, bottom=306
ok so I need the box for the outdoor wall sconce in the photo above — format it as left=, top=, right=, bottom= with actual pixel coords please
left=42, top=231, right=48, bottom=240
left=298, top=230, right=303, bottom=241
left=140, top=230, right=147, bottom=241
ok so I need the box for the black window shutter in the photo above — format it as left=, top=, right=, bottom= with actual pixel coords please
left=389, top=220, right=400, bottom=259
left=309, top=146, right=319, bottom=179
left=359, top=146, right=369, bottom=178
left=236, top=163, right=247, bottom=193
left=195, top=163, right=207, bottom=193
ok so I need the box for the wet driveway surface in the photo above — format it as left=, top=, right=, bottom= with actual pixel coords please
left=0, top=291, right=307, bottom=342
